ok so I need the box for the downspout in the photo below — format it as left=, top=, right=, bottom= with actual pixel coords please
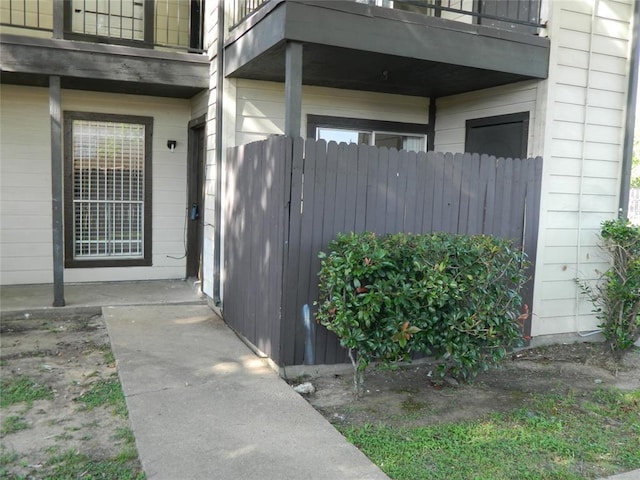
left=213, top=0, right=225, bottom=306
left=575, top=0, right=598, bottom=336
left=619, top=0, right=640, bottom=217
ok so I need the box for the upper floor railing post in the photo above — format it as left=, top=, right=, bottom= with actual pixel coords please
left=52, top=0, right=63, bottom=38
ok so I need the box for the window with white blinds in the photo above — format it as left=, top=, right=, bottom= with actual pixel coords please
left=65, top=113, right=153, bottom=267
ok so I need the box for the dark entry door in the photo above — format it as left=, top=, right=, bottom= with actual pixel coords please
left=465, top=112, right=529, bottom=159
left=186, top=125, right=205, bottom=279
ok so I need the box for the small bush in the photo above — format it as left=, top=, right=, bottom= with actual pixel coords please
left=316, top=232, right=529, bottom=395
left=578, top=218, right=640, bottom=360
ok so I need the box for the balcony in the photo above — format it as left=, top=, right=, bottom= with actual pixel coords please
left=1, top=0, right=205, bottom=51
left=225, top=0, right=550, bottom=98
left=0, top=0, right=209, bottom=98
left=230, top=0, right=544, bottom=33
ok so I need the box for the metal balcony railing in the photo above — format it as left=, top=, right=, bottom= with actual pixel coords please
left=0, top=0, right=205, bottom=52
left=229, top=0, right=544, bottom=32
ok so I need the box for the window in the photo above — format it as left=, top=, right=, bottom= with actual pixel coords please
left=63, top=1, right=205, bottom=50
left=64, top=112, right=153, bottom=268
left=65, top=0, right=153, bottom=45
left=308, top=115, right=428, bottom=152
left=70, top=0, right=145, bottom=40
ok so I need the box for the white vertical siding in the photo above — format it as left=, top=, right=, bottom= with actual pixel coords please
left=531, top=0, right=632, bottom=339
left=0, top=86, right=53, bottom=284
left=234, top=80, right=430, bottom=145
left=0, top=85, right=192, bottom=284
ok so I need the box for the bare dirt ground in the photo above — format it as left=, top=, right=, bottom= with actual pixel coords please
left=0, top=313, right=143, bottom=478
left=305, top=343, right=640, bottom=429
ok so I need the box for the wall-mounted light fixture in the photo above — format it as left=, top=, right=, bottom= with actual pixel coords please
left=167, top=140, right=177, bottom=152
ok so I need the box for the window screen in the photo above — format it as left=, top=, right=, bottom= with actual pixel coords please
left=65, top=113, right=152, bottom=267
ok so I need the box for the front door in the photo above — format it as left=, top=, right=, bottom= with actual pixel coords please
left=186, top=124, right=205, bottom=280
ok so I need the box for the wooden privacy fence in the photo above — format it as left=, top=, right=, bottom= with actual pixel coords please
left=224, top=136, right=543, bottom=367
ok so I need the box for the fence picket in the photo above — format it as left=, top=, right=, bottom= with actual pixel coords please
left=355, top=144, right=369, bottom=233
left=385, top=147, right=398, bottom=234
left=404, top=151, right=418, bottom=233
left=431, top=152, right=445, bottom=232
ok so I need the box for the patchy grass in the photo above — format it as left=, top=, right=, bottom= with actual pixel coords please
left=76, top=375, right=127, bottom=416
left=100, top=344, right=116, bottom=365
left=342, top=389, right=640, bottom=480
left=46, top=449, right=145, bottom=480
left=1, top=415, right=29, bottom=435
left=0, top=447, right=18, bottom=463
left=0, top=375, right=53, bottom=408
left=0, top=446, right=19, bottom=475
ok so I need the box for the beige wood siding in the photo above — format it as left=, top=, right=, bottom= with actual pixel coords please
left=234, top=80, right=430, bottom=145
left=0, top=85, right=192, bottom=284
left=531, top=0, right=633, bottom=339
left=0, top=86, right=52, bottom=284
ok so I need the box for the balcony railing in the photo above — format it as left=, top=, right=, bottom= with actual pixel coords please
left=229, top=0, right=544, bottom=32
left=0, top=0, right=205, bottom=52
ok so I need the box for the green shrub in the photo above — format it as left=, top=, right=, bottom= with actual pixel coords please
left=316, top=232, right=529, bottom=396
left=578, top=218, right=640, bottom=360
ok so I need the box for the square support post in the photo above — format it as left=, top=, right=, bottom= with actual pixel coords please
left=50, top=75, right=65, bottom=307
left=284, top=42, right=303, bottom=138
left=53, top=0, right=63, bottom=38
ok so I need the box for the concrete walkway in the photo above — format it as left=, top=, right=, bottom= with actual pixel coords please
left=104, top=303, right=389, bottom=480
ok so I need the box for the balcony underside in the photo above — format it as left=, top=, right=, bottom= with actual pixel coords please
left=0, top=34, right=209, bottom=98
left=225, top=0, right=550, bottom=97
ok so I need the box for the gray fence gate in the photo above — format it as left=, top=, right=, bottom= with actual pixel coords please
left=224, top=136, right=543, bottom=367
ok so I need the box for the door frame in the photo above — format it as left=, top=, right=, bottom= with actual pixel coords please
left=186, top=115, right=206, bottom=280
